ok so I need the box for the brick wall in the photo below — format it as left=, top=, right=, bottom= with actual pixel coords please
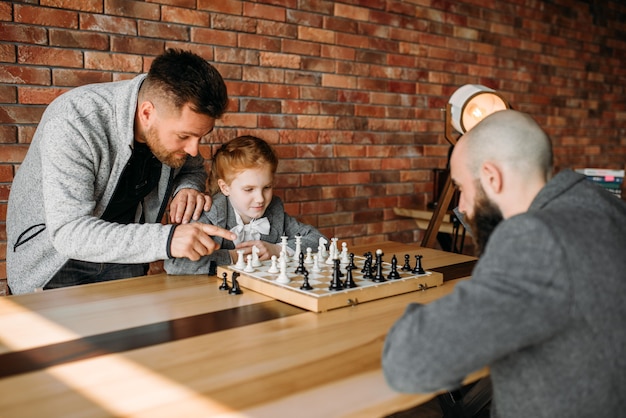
left=1, top=0, right=625, bottom=283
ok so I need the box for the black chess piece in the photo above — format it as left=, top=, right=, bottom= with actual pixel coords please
left=373, top=249, right=386, bottom=282
left=208, top=260, right=217, bottom=276
left=401, top=254, right=412, bottom=271
left=229, top=272, right=243, bottom=294
left=347, top=252, right=357, bottom=271
left=344, top=264, right=358, bottom=288
left=412, top=254, right=426, bottom=275
left=361, top=252, right=372, bottom=274
left=300, top=270, right=313, bottom=290
left=295, top=251, right=306, bottom=274
left=387, top=254, right=401, bottom=280
left=362, top=258, right=373, bottom=280
left=219, top=271, right=230, bottom=291
left=329, top=258, right=344, bottom=291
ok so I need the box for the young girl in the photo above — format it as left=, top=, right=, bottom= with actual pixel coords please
left=165, top=135, right=327, bottom=274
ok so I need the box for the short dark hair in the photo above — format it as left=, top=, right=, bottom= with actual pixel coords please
left=143, top=49, right=228, bottom=118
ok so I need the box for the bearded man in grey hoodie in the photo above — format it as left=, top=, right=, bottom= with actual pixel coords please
left=7, top=49, right=236, bottom=295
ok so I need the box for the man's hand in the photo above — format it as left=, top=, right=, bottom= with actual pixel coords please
left=169, top=223, right=236, bottom=261
left=169, top=189, right=212, bottom=224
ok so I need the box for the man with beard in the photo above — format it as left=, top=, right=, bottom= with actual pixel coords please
left=7, top=49, right=236, bottom=295
left=382, top=110, right=626, bottom=417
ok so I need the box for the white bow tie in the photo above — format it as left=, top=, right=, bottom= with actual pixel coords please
left=230, top=217, right=270, bottom=245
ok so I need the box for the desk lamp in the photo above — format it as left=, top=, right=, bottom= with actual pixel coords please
left=421, top=84, right=509, bottom=249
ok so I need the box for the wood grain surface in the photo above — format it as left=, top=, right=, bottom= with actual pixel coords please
left=0, top=241, right=482, bottom=418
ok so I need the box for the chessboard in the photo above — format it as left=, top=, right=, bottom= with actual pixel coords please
left=216, top=248, right=443, bottom=312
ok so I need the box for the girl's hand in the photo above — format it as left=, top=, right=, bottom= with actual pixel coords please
left=235, top=241, right=282, bottom=261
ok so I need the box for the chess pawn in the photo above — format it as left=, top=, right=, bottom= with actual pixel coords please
left=387, top=254, right=401, bottom=280
left=412, top=254, right=426, bottom=275
left=276, top=259, right=290, bottom=284
left=244, top=254, right=255, bottom=272
left=219, top=272, right=230, bottom=291
left=340, top=242, right=349, bottom=264
left=344, top=265, right=357, bottom=288
left=268, top=255, right=279, bottom=273
left=300, top=270, right=313, bottom=291
left=312, top=255, right=322, bottom=273
left=304, top=247, right=314, bottom=264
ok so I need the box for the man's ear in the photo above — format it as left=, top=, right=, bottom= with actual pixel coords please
left=480, top=161, right=503, bottom=195
left=137, top=100, right=155, bottom=126
left=217, top=179, right=229, bottom=196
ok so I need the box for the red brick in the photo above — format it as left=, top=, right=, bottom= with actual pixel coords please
left=15, top=4, right=78, bottom=28
left=0, top=85, right=16, bottom=103
left=0, top=144, right=29, bottom=163
left=162, top=6, right=210, bottom=27
left=0, top=22, right=48, bottom=44
left=260, top=52, right=301, bottom=69
left=197, top=0, right=242, bottom=15
left=0, top=105, right=44, bottom=124
left=53, top=68, right=112, bottom=87
left=138, top=21, right=188, bottom=41
left=18, top=86, right=69, bottom=105
left=243, top=2, right=285, bottom=21
left=111, top=36, right=164, bottom=54
left=18, top=45, right=83, bottom=68
left=104, top=0, right=160, bottom=20
left=49, top=28, right=109, bottom=50
left=211, top=14, right=256, bottom=33
left=0, top=126, right=17, bottom=144
left=0, top=3, right=12, bottom=21
left=41, top=0, right=102, bottom=13
left=256, top=20, right=297, bottom=38
left=84, top=51, right=143, bottom=72
left=80, top=13, right=136, bottom=35
left=238, top=33, right=281, bottom=52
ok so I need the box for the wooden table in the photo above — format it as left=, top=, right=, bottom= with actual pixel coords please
left=0, top=241, right=482, bottom=418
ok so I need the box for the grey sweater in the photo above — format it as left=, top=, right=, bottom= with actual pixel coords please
left=165, top=192, right=327, bottom=274
left=7, top=75, right=207, bottom=294
left=382, top=170, right=626, bottom=418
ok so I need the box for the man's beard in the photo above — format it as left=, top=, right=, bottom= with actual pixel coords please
left=466, top=182, right=504, bottom=257
left=141, top=126, right=188, bottom=169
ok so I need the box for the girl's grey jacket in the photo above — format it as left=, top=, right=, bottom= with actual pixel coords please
left=6, top=74, right=207, bottom=295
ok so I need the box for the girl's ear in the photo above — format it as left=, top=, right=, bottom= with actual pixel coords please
left=217, top=179, right=229, bottom=196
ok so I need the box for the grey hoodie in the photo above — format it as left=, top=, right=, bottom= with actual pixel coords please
left=7, top=74, right=206, bottom=294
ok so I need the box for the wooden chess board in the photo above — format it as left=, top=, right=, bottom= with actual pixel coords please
left=216, top=252, right=444, bottom=312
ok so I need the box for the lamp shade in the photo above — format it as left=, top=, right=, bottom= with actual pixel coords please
left=448, top=84, right=509, bottom=133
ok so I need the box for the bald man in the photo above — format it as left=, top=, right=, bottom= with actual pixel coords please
left=382, top=110, right=626, bottom=418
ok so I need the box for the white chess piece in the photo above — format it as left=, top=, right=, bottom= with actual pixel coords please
left=244, top=254, right=254, bottom=272
left=251, top=245, right=262, bottom=267
left=330, top=237, right=339, bottom=258
left=276, top=257, right=290, bottom=283
left=268, top=255, right=279, bottom=273
left=325, top=241, right=336, bottom=265
left=318, top=237, right=327, bottom=260
left=280, top=236, right=290, bottom=263
left=294, top=235, right=302, bottom=261
left=304, top=247, right=313, bottom=264
left=312, top=254, right=322, bottom=273
left=235, top=249, right=246, bottom=269
left=340, top=242, right=349, bottom=264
